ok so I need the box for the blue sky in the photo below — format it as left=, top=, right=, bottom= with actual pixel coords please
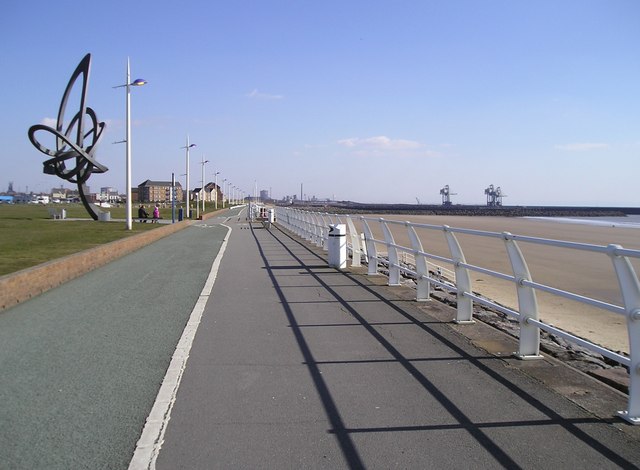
left=2, top=0, right=639, bottom=206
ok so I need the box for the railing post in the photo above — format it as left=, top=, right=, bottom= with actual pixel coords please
left=289, top=208, right=296, bottom=233
left=298, top=209, right=311, bottom=240
left=298, top=210, right=306, bottom=237
left=502, top=232, right=543, bottom=360
left=380, top=219, right=400, bottom=286
left=294, top=209, right=302, bottom=236
left=295, top=209, right=303, bottom=236
left=321, top=214, right=330, bottom=251
left=292, top=209, right=299, bottom=234
left=306, top=212, right=314, bottom=242
left=304, top=212, right=313, bottom=241
left=345, top=216, right=362, bottom=267
left=318, top=214, right=327, bottom=248
left=361, top=218, right=379, bottom=276
left=310, top=213, right=321, bottom=246
left=442, top=226, right=474, bottom=323
left=608, top=244, right=640, bottom=424
left=407, top=224, right=430, bottom=301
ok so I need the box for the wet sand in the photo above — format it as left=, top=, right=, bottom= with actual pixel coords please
left=352, top=215, right=640, bottom=354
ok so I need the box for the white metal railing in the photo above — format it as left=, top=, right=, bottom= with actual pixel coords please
left=274, top=206, right=640, bottom=425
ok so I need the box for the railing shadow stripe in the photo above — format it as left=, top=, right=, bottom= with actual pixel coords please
left=249, top=224, right=366, bottom=469
left=258, top=225, right=523, bottom=469
left=331, top=416, right=605, bottom=434
left=271, top=224, right=637, bottom=469
left=307, top=356, right=497, bottom=365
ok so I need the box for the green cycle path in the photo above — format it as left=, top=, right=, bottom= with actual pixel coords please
left=0, top=208, right=242, bottom=469
left=2, top=206, right=640, bottom=469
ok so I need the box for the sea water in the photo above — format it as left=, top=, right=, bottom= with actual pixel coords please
left=524, top=214, right=640, bottom=229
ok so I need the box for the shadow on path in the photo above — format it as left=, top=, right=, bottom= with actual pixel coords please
left=252, top=224, right=637, bottom=469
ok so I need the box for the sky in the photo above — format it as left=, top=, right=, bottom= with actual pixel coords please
left=1, top=0, right=639, bottom=206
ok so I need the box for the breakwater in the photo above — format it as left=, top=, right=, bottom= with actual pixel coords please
left=285, top=202, right=637, bottom=217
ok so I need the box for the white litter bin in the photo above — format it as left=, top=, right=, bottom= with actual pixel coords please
left=328, top=224, right=347, bottom=269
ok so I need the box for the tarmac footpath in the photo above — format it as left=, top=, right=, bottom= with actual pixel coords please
left=0, top=211, right=240, bottom=470
left=154, top=216, right=640, bottom=469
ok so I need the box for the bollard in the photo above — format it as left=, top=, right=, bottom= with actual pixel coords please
left=328, top=224, right=347, bottom=269
left=266, top=208, right=276, bottom=229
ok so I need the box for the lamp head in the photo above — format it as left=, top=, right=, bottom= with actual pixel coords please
left=131, top=79, right=148, bottom=86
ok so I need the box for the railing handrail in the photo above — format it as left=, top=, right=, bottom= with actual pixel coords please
left=274, top=206, right=640, bottom=424
left=359, top=215, right=640, bottom=258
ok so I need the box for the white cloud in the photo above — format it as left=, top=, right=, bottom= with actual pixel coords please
left=555, top=142, right=609, bottom=151
left=338, top=135, right=422, bottom=151
left=41, top=117, right=57, bottom=127
left=246, top=89, right=284, bottom=100
left=337, top=135, right=440, bottom=158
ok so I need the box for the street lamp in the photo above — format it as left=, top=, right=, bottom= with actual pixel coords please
left=201, top=155, right=209, bottom=212
left=213, top=171, right=220, bottom=209
left=222, top=178, right=227, bottom=208
left=171, top=172, right=176, bottom=223
left=113, top=58, right=147, bottom=230
left=181, top=137, right=196, bottom=218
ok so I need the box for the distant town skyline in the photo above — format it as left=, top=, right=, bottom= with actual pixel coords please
left=2, top=1, right=639, bottom=207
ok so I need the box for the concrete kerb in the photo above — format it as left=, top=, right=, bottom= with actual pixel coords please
left=0, top=211, right=222, bottom=313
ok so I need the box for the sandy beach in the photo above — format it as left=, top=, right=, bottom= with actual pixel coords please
left=352, top=215, right=640, bottom=355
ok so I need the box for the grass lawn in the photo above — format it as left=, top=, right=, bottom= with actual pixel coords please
left=0, top=203, right=180, bottom=276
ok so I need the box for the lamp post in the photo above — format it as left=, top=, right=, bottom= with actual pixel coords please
left=113, top=58, right=147, bottom=230
left=171, top=172, right=176, bottom=223
left=181, top=137, right=196, bottom=218
left=201, top=155, right=209, bottom=212
left=213, top=171, right=220, bottom=209
left=222, top=178, right=227, bottom=208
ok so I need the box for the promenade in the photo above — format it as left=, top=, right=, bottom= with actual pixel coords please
left=2, top=207, right=640, bottom=469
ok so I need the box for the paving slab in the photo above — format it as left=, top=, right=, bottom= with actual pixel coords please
left=156, top=217, right=640, bottom=469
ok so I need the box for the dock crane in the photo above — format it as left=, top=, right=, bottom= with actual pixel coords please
left=484, top=184, right=506, bottom=206
left=439, top=185, right=456, bottom=206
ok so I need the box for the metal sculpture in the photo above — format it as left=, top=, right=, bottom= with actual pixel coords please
left=28, top=53, right=108, bottom=220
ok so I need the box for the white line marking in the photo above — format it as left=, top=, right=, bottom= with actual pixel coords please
left=128, top=224, right=232, bottom=470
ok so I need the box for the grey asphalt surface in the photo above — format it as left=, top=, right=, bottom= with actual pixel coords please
left=0, top=210, right=239, bottom=469
left=156, top=216, right=640, bottom=469
left=2, top=207, right=640, bottom=469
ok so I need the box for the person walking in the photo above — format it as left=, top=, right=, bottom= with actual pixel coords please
left=152, top=204, right=160, bottom=223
